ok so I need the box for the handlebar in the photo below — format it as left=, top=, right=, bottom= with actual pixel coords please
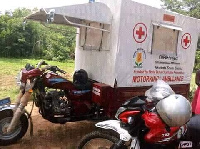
left=36, top=60, right=66, bottom=74
left=48, top=66, right=66, bottom=74
left=37, top=60, right=48, bottom=68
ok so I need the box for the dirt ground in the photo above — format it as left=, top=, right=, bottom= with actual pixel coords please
left=1, top=102, right=97, bottom=149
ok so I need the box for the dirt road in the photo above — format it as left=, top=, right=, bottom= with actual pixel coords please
left=1, top=102, right=96, bottom=149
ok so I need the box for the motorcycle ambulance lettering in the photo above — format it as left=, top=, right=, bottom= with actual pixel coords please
left=132, top=75, right=184, bottom=83
left=133, top=48, right=146, bottom=68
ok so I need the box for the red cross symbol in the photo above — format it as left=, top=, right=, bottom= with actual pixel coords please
left=136, top=27, right=145, bottom=39
left=183, top=36, right=190, bottom=46
left=181, top=33, right=191, bottom=49
left=133, top=23, right=147, bottom=43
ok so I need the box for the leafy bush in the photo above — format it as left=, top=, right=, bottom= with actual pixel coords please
left=0, top=8, right=76, bottom=61
left=189, top=86, right=197, bottom=102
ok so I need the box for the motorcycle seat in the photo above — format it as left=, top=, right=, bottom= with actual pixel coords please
left=73, top=81, right=92, bottom=90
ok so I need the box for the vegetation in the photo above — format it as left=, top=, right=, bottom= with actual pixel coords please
left=0, top=8, right=76, bottom=61
left=0, top=58, right=74, bottom=101
left=161, top=0, right=200, bottom=71
left=0, top=8, right=76, bottom=101
left=0, top=8, right=75, bottom=101
left=161, top=0, right=200, bottom=19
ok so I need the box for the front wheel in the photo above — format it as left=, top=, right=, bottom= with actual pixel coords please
left=78, top=130, right=127, bottom=149
left=0, top=110, right=29, bottom=146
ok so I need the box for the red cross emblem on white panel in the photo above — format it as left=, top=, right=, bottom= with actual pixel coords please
left=181, top=33, right=191, bottom=49
left=133, top=23, right=147, bottom=43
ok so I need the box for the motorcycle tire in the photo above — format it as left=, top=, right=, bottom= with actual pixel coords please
left=78, top=130, right=127, bottom=149
left=0, top=109, right=28, bottom=146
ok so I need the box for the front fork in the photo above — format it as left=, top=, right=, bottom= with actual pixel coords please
left=7, top=79, right=34, bottom=133
left=96, top=120, right=140, bottom=149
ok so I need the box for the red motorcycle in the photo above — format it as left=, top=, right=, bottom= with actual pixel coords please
left=78, top=80, right=195, bottom=149
left=0, top=60, right=104, bottom=145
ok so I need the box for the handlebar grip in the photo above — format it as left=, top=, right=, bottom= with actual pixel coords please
left=59, top=69, right=66, bottom=74
left=57, top=67, right=66, bottom=74
left=43, top=61, right=48, bottom=65
left=47, top=66, right=66, bottom=74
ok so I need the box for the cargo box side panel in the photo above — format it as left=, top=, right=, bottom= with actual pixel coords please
left=107, top=84, right=190, bottom=117
left=115, top=0, right=200, bottom=87
left=75, top=0, right=123, bottom=87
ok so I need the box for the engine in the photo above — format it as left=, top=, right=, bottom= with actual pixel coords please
left=41, top=90, right=71, bottom=123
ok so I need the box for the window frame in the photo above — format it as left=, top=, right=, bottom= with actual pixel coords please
left=151, top=23, right=182, bottom=56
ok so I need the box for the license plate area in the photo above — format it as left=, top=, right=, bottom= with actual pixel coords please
left=0, top=97, right=11, bottom=106
left=179, top=141, right=192, bottom=148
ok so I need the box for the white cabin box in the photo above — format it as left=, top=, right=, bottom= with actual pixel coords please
left=26, top=0, right=200, bottom=88
left=74, top=0, right=200, bottom=87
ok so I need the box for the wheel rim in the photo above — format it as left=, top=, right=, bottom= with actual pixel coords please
left=0, top=116, right=22, bottom=140
left=83, top=138, right=114, bottom=149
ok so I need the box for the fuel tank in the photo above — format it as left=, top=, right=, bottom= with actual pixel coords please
left=21, top=68, right=42, bottom=82
left=43, top=72, right=75, bottom=90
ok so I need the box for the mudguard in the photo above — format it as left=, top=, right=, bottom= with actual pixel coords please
left=0, top=104, right=15, bottom=112
left=95, top=120, right=132, bottom=141
left=0, top=104, right=33, bottom=136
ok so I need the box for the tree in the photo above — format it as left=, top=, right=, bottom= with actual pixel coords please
left=161, top=0, right=200, bottom=19
left=161, top=0, right=200, bottom=71
left=0, top=8, right=76, bottom=61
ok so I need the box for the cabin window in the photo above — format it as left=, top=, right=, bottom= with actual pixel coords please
left=79, top=22, right=110, bottom=51
left=151, top=24, right=180, bottom=55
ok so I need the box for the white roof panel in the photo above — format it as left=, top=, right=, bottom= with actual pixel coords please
left=26, top=2, right=112, bottom=25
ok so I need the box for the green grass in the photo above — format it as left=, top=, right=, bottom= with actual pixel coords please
left=190, top=73, right=197, bottom=89
left=0, top=58, right=74, bottom=101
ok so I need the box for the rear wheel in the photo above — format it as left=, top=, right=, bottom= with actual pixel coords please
left=78, top=130, right=126, bottom=149
left=0, top=110, right=28, bottom=146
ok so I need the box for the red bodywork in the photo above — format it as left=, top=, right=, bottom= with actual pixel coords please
left=91, top=84, right=190, bottom=118
left=142, top=111, right=180, bottom=144
left=119, top=111, right=140, bottom=123
left=42, top=72, right=92, bottom=116
left=92, top=83, right=114, bottom=117
left=118, top=110, right=184, bottom=145
left=43, top=72, right=75, bottom=90
left=22, top=68, right=92, bottom=116
left=21, top=68, right=42, bottom=83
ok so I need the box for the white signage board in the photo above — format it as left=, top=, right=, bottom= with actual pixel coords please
left=114, top=0, right=200, bottom=87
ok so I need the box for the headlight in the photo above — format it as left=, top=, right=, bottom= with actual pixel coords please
left=127, top=116, right=134, bottom=124
left=115, top=107, right=126, bottom=119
